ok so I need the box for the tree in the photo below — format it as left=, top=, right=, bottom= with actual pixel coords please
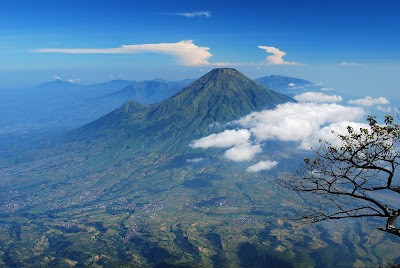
left=277, top=115, right=400, bottom=237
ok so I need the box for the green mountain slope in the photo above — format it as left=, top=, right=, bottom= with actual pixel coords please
left=75, top=68, right=294, bottom=152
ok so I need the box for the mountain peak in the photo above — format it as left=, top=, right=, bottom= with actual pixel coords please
left=208, top=67, right=240, bottom=74
left=76, top=68, right=294, bottom=152
left=203, top=68, right=243, bottom=79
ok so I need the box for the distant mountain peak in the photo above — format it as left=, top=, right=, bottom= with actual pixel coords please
left=35, top=79, right=82, bottom=90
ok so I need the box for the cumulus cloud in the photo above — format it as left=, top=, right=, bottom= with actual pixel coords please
left=236, top=102, right=364, bottom=142
left=348, top=96, right=390, bottom=106
left=68, top=78, right=80, bottom=83
left=258, top=46, right=300, bottom=65
left=54, top=76, right=62, bottom=80
left=224, top=143, right=262, bottom=161
left=376, top=105, right=392, bottom=113
left=299, top=121, right=371, bottom=150
left=288, top=83, right=295, bottom=87
left=340, top=61, right=359, bottom=66
left=294, top=92, right=343, bottom=103
left=321, top=87, right=334, bottom=91
left=192, top=103, right=365, bottom=162
left=190, top=129, right=250, bottom=148
left=246, top=160, right=278, bottom=172
left=173, top=11, right=211, bottom=18
left=32, top=40, right=222, bottom=66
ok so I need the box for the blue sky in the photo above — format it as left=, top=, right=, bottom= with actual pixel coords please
left=1, top=0, right=399, bottom=99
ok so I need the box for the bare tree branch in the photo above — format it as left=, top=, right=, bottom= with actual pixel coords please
left=277, top=115, right=400, bottom=237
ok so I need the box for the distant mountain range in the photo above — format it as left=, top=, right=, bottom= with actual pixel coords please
left=0, top=73, right=324, bottom=134
left=105, top=79, right=194, bottom=105
left=255, top=75, right=323, bottom=97
left=0, top=79, right=191, bottom=133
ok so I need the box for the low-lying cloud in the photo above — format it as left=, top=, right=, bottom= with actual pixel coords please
left=294, top=92, right=343, bottom=103
left=348, top=96, right=390, bottom=106
left=186, top=157, right=205, bottom=163
left=225, top=143, right=262, bottom=162
left=190, top=129, right=250, bottom=148
left=299, top=121, right=371, bottom=150
left=236, top=102, right=364, bottom=142
left=191, top=102, right=366, bottom=169
left=246, top=160, right=278, bottom=172
left=376, top=106, right=392, bottom=113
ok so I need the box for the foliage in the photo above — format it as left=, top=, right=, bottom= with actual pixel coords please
left=278, top=115, right=400, bottom=237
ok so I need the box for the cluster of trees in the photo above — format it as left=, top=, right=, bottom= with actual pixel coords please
left=279, top=115, right=400, bottom=237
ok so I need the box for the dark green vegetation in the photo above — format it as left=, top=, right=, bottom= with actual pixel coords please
left=0, top=69, right=399, bottom=267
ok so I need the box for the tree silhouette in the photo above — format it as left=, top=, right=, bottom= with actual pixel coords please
left=277, top=116, right=400, bottom=237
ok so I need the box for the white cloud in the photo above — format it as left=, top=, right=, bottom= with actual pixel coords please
left=340, top=61, right=359, bottom=66
left=173, top=11, right=211, bottom=18
left=294, top=92, right=343, bottom=103
left=288, top=83, right=295, bottom=87
left=190, top=129, right=250, bottom=148
left=236, top=102, right=364, bottom=142
left=321, top=87, right=334, bottom=91
left=290, top=85, right=305, bottom=89
left=186, top=157, right=204, bottom=163
left=68, top=78, right=80, bottom=83
left=246, top=160, right=278, bottom=172
left=314, top=82, right=324, bottom=86
left=299, top=121, right=371, bottom=150
left=32, top=40, right=220, bottom=67
left=376, top=105, right=392, bottom=113
left=348, top=96, right=390, bottom=106
left=192, top=103, right=365, bottom=162
left=35, top=42, right=302, bottom=67
left=258, top=46, right=300, bottom=65
left=224, top=143, right=262, bottom=162
left=54, top=76, right=62, bottom=80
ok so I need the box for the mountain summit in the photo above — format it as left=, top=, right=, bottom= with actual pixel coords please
left=75, top=68, right=294, bottom=152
